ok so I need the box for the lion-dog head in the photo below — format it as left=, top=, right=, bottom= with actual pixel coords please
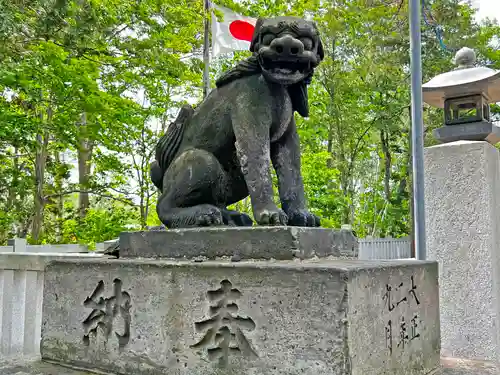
left=216, top=16, right=324, bottom=118
left=250, top=17, right=324, bottom=86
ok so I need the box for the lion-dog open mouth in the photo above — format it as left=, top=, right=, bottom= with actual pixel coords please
left=259, top=55, right=313, bottom=84
left=251, top=17, right=324, bottom=86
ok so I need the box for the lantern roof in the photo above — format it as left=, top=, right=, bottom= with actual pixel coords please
left=422, top=47, right=500, bottom=108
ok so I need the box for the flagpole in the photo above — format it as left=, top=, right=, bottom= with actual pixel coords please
left=409, top=0, right=427, bottom=260
left=203, top=0, right=211, bottom=98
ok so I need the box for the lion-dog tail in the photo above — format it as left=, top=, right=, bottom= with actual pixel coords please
left=150, top=104, right=194, bottom=192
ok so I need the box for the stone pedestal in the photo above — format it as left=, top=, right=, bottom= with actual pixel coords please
left=40, top=228, right=440, bottom=375
left=424, top=141, right=500, bottom=362
left=118, top=226, right=359, bottom=259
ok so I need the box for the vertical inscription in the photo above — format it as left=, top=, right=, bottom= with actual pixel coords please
left=410, top=314, right=421, bottom=341
left=82, top=278, right=131, bottom=348
left=385, top=319, right=393, bottom=355
left=408, top=276, right=421, bottom=305
left=383, top=285, right=395, bottom=312
left=383, top=275, right=422, bottom=355
left=397, top=316, right=408, bottom=349
left=191, top=279, right=258, bottom=367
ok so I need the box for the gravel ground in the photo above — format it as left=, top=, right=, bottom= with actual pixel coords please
left=441, top=357, right=498, bottom=375
left=0, top=356, right=497, bottom=375
left=0, top=356, right=95, bottom=375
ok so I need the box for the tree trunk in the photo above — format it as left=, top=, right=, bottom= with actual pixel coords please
left=6, top=147, right=19, bottom=209
left=326, top=38, right=336, bottom=169
left=77, top=112, right=94, bottom=219
left=380, top=129, right=392, bottom=202
left=31, top=101, right=53, bottom=243
left=54, top=151, right=64, bottom=242
left=139, top=194, right=147, bottom=228
left=144, top=192, right=151, bottom=228
left=32, top=131, right=49, bottom=243
left=341, top=175, right=352, bottom=225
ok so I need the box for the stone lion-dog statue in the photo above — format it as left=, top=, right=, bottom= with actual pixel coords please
left=150, top=16, right=324, bottom=228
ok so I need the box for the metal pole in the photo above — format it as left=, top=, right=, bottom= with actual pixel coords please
left=409, top=0, right=427, bottom=260
left=203, top=0, right=211, bottom=98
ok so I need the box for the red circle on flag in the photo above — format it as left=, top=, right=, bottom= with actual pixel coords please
left=229, top=20, right=255, bottom=42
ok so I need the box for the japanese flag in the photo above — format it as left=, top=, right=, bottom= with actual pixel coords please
left=211, top=4, right=257, bottom=58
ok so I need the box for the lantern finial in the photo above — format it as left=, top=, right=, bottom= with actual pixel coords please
left=453, top=47, right=476, bottom=69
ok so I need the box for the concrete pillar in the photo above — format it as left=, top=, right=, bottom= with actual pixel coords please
left=425, top=140, right=500, bottom=362
left=0, top=252, right=104, bottom=356
left=7, top=238, right=27, bottom=253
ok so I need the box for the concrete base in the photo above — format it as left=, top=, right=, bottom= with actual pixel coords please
left=424, top=141, right=500, bottom=362
left=41, top=258, right=440, bottom=375
left=118, top=226, right=359, bottom=259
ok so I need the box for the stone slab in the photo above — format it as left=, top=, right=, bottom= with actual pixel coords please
left=41, top=258, right=439, bottom=375
left=118, top=226, right=359, bottom=260
left=424, top=141, right=500, bottom=362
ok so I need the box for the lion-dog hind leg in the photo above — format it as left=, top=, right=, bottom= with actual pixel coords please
left=157, top=148, right=225, bottom=228
left=157, top=148, right=253, bottom=228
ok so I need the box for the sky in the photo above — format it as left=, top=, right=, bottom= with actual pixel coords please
left=472, top=0, right=500, bottom=22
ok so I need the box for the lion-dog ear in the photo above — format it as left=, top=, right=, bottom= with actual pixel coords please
left=313, top=22, right=325, bottom=62
left=317, top=37, right=325, bottom=62
left=249, top=18, right=265, bottom=53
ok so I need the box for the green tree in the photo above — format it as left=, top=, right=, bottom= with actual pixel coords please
left=0, top=0, right=498, bottom=244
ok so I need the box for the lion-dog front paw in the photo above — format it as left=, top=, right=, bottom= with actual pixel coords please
left=286, top=209, right=321, bottom=227
left=253, top=203, right=288, bottom=226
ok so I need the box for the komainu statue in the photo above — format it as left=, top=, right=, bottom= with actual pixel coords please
left=150, top=16, right=324, bottom=229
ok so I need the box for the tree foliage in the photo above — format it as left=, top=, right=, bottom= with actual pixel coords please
left=0, top=0, right=498, bottom=244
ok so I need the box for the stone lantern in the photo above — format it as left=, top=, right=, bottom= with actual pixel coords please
left=422, top=47, right=500, bottom=144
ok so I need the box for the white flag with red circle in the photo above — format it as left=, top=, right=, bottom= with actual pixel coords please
left=211, top=4, right=257, bottom=58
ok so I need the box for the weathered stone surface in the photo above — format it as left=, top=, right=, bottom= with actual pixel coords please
left=424, top=141, right=500, bottom=362
left=119, top=226, right=358, bottom=260
left=41, top=258, right=439, bottom=375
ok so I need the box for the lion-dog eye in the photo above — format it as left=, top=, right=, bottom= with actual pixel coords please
left=300, top=37, right=313, bottom=50
left=261, top=33, right=275, bottom=45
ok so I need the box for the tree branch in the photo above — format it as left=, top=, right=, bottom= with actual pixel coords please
left=44, top=190, right=134, bottom=206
